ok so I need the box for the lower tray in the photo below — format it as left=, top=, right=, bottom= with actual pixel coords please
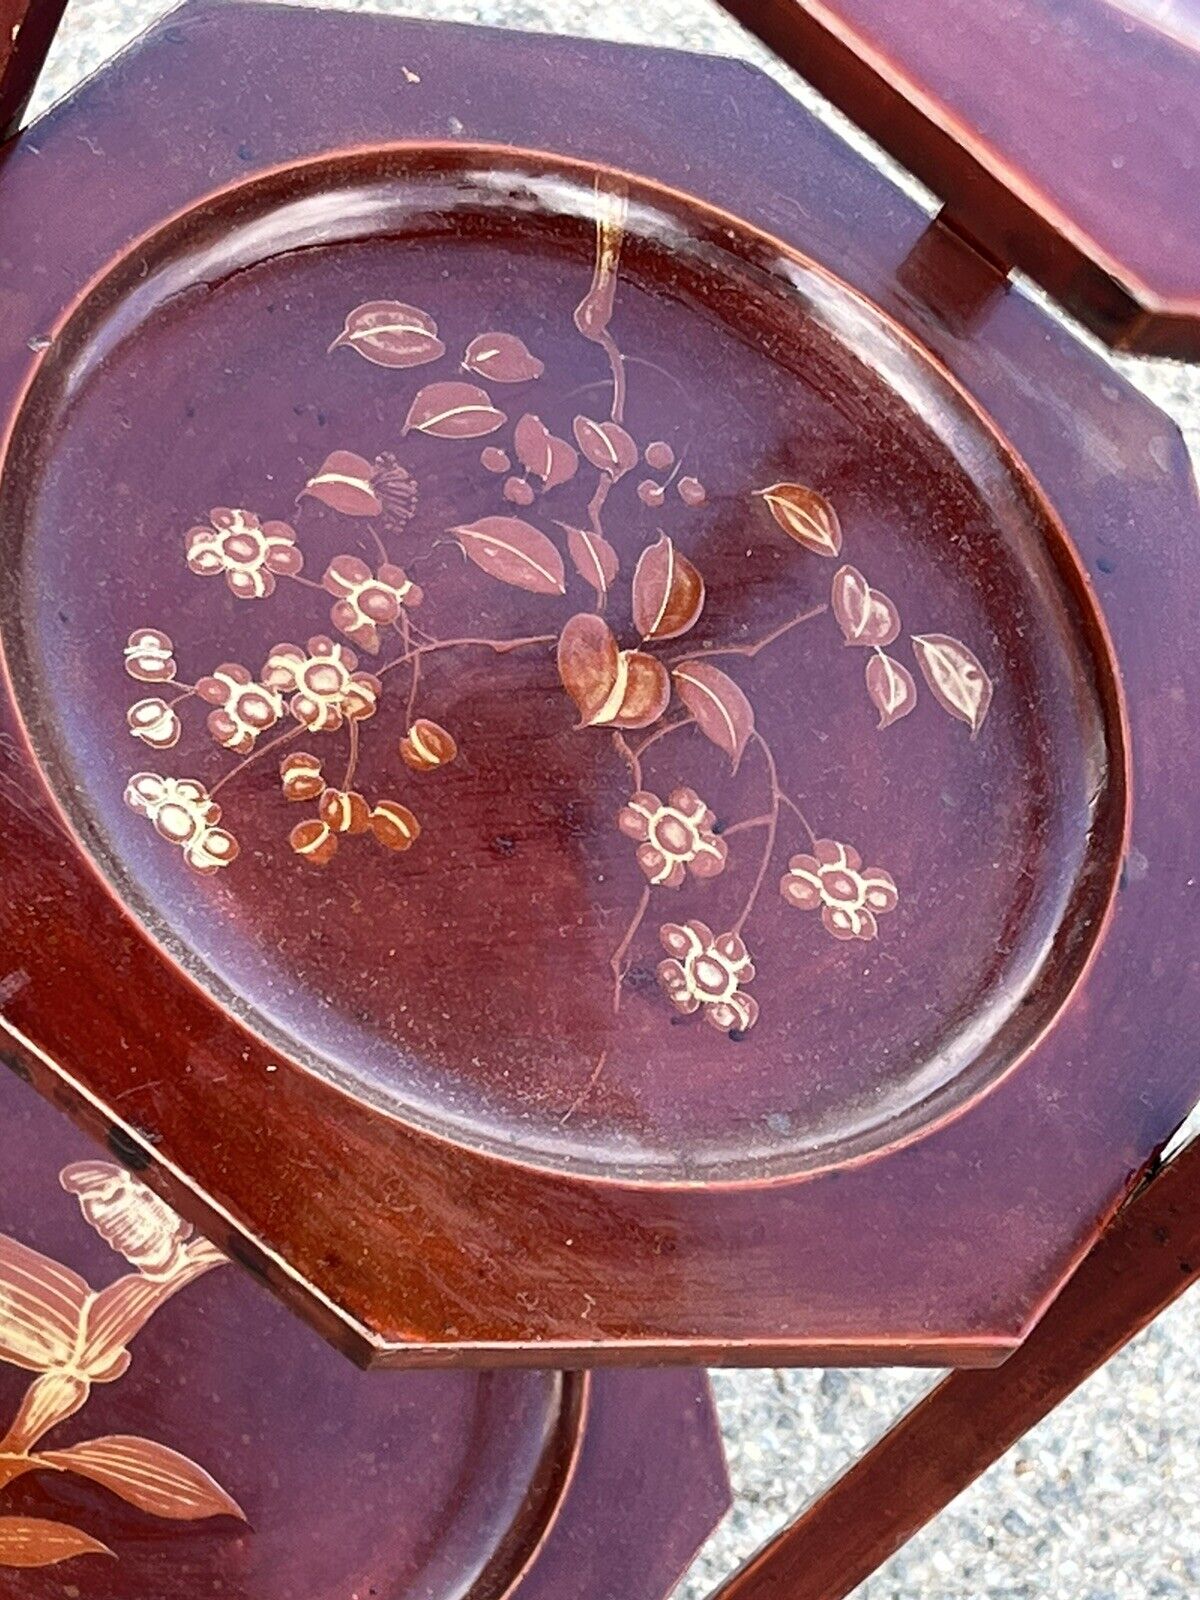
left=0, top=1066, right=729, bottom=1597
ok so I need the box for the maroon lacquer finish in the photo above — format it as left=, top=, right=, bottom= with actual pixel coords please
left=0, top=1063, right=729, bottom=1593
left=720, top=0, right=1200, bottom=357
left=0, top=4, right=1197, bottom=1366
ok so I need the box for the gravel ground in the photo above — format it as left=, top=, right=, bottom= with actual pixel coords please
left=20, top=3, right=1200, bottom=1596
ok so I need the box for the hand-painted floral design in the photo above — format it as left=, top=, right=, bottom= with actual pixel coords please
left=123, top=773, right=238, bottom=874
left=195, top=664, right=283, bottom=754
left=322, top=554, right=422, bottom=653
left=120, top=183, right=992, bottom=1072
left=186, top=509, right=303, bottom=599
left=124, top=627, right=176, bottom=683
left=618, top=788, right=727, bottom=887
left=779, top=840, right=899, bottom=941
left=127, top=696, right=181, bottom=750
left=263, top=636, right=381, bottom=731
left=60, top=1161, right=194, bottom=1281
left=657, top=921, right=759, bottom=1033
left=0, top=1162, right=242, bottom=1570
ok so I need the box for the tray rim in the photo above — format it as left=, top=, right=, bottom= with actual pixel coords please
left=0, top=135, right=1132, bottom=1193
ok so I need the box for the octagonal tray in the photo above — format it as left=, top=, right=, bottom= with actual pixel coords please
left=0, top=3, right=1196, bottom=1366
left=0, top=1064, right=729, bottom=1595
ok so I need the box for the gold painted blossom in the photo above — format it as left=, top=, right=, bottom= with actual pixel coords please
left=779, top=840, right=898, bottom=941
left=123, top=773, right=239, bottom=874
left=124, top=628, right=176, bottom=683
left=657, top=921, right=759, bottom=1033
left=617, top=788, right=727, bottom=888
left=59, top=1162, right=194, bottom=1281
left=127, top=696, right=180, bottom=750
left=322, top=554, right=422, bottom=653
left=185, top=508, right=303, bottom=599
left=262, top=636, right=381, bottom=731
left=195, top=664, right=283, bottom=754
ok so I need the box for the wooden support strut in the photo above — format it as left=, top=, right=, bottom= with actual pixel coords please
left=0, top=0, right=68, bottom=142
left=713, top=1135, right=1200, bottom=1600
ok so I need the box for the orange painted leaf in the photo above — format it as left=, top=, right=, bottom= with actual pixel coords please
left=514, top=414, right=578, bottom=489
left=41, top=1436, right=245, bottom=1523
left=557, top=617, right=669, bottom=728
left=0, top=1517, right=112, bottom=1567
left=298, top=451, right=382, bottom=517
left=328, top=301, right=444, bottom=368
left=632, top=534, right=705, bottom=641
left=558, top=613, right=621, bottom=725
left=832, top=564, right=901, bottom=647
left=758, top=482, right=842, bottom=557
left=452, top=517, right=565, bottom=595
left=0, top=1235, right=89, bottom=1373
left=572, top=416, right=638, bottom=479
left=912, top=634, right=993, bottom=736
left=865, top=652, right=917, bottom=729
left=561, top=523, right=619, bottom=602
left=672, top=662, right=755, bottom=770
left=463, top=332, right=545, bottom=383
left=611, top=651, right=671, bottom=728
left=404, top=382, right=506, bottom=439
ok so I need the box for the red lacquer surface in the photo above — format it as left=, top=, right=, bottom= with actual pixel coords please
left=0, top=1064, right=729, bottom=1594
left=0, top=4, right=1196, bottom=1365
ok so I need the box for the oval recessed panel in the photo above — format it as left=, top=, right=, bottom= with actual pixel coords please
left=0, top=148, right=1125, bottom=1184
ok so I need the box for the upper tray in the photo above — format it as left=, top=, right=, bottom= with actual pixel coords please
left=722, top=0, right=1200, bottom=356
left=0, top=3, right=1197, bottom=1365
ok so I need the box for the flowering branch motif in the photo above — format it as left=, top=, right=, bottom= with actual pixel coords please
left=120, top=180, right=994, bottom=1052
left=0, top=1163, right=243, bottom=1569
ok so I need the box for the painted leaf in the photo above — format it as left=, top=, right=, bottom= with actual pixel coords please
left=865, top=652, right=917, bottom=729
left=611, top=652, right=672, bottom=728
left=404, top=382, right=506, bottom=440
left=463, top=332, right=545, bottom=383
left=632, top=534, right=705, bottom=641
left=557, top=616, right=670, bottom=729
left=0, top=1235, right=88, bottom=1373
left=299, top=450, right=382, bottom=517
left=41, top=1436, right=245, bottom=1523
left=558, top=613, right=620, bottom=725
left=758, top=482, right=842, bottom=558
left=572, top=416, right=638, bottom=479
left=831, top=564, right=901, bottom=647
left=452, top=517, right=565, bottom=595
left=514, top=414, right=578, bottom=489
left=561, top=523, right=619, bottom=602
left=1, top=1371, right=92, bottom=1456
left=328, top=301, right=444, bottom=368
left=80, top=1255, right=215, bottom=1380
left=672, top=662, right=755, bottom=771
left=912, top=634, right=993, bottom=737
left=0, top=1517, right=112, bottom=1568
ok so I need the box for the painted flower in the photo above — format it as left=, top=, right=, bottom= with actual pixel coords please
left=262, top=636, right=381, bottom=732
left=195, top=663, right=283, bottom=754
left=371, top=800, right=421, bottom=852
left=779, top=839, right=898, bottom=941
left=289, top=818, right=339, bottom=866
left=617, top=788, right=727, bottom=888
left=123, top=772, right=239, bottom=875
left=124, top=627, right=176, bottom=683
left=280, top=751, right=325, bottom=801
left=127, top=696, right=181, bottom=750
left=186, top=508, right=303, bottom=599
left=657, top=920, right=758, bottom=1034
left=322, top=554, right=422, bottom=653
left=399, top=718, right=457, bottom=772
left=60, top=1161, right=194, bottom=1281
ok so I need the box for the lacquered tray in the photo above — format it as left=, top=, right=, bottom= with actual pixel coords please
left=0, top=1064, right=728, bottom=1594
left=0, top=2, right=1197, bottom=1366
